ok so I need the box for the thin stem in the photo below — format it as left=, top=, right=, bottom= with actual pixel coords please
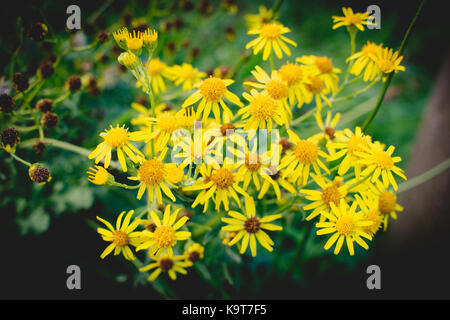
left=284, top=222, right=313, bottom=278
left=9, top=152, right=32, bottom=167
left=398, top=158, right=450, bottom=194
left=361, top=0, right=425, bottom=131
left=330, top=78, right=379, bottom=103
left=20, top=137, right=91, bottom=157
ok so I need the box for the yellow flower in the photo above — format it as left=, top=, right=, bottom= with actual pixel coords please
left=88, top=125, right=144, bottom=172
left=311, top=111, right=341, bottom=145
left=139, top=252, right=190, bottom=281
left=327, top=127, right=372, bottom=178
left=279, top=130, right=330, bottom=186
left=118, top=52, right=138, bottom=69
left=354, top=194, right=383, bottom=237
left=300, top=174, right=348, bottom=221
left=238, top=89, right=289, bottom=131
left=297, top=55, right=341, bottom=94
left=244, top=66, right=291, bottom=117
left=184, top=243, right=205, bottom=264
left=128, top=149, right=177, bottom=204
left=169, top=63, right=206, bottom=91
left=96, top=210, right=141, bottom=261
left=87, top=165, right=113, bottom=185
left=245, top=5, right=277, bottom=30
left=302, top=73, right=331, bottom=111
left=138, top=58, right=172, bottom=94
left=332, top=7, right=373, bottom=31
left=183, top=164, right=248, bottom=212
left=112, top=27, right=129, bottom=47
left=137, top=205, right=191, bottom=257
left=376, top=189, right=403, bottom=231
left=357, top=143, right=406, bottom=191
left=141, top=28, right=158, bottom=47
left=246, top=22, right=297, bottom=60
left=315, top=199, right=373, bottom=256
left=346, top=42, right=383, bottom=82
left=277, top=62, right=308, bottom=106
left=257, top=166, right=297, bottom=201
left=371, top=47, right=405, bottom=75
left=221, top=197, right=283, bottom=257
left=125, top=29, right=144, bottom=51
left=165, top=163, right=186, bottom=184
left=182, top=76, right=243, bottom=123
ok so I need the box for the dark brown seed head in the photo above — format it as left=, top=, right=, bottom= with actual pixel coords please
left=0, top=94, right=15, bottom=113
left=13, top=73, right=29, bottom=92
left=42, top=112, right=59, bottom=128
left=30, top=165, right=51, bottom=184
left=1, top=127, right=20, bottom=147
left=68, top=75, right=82, bottom=92
left=244, top=217, right=261, bottom=234
left=96, top=31, right=109, bottom=44
left=159, top=258, right=174, bottom=272
left=36, top=98, right=54, bottom=112
left=33, top=141, right=46, bottom=155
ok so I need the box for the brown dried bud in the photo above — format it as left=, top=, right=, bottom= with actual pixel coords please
left=1, top=127, right=20, bottom=148
left=13, top=73, right=29, bottom=92
left=41, top=112, right=59, bottom=128
left=67, top=75, right=82, bottom=92
left=33, top=141, right=47, bottom=155
left=96, top=31, right=109, bottom=44
left=29, top=164, right=51, bottom=184
left=0, top=94, right=15, bottom=113
left=36, top=98, right=54, bottom=113
left=25, top=22, right=48, bottom=41
left=40, top=61, right=54, bottom=79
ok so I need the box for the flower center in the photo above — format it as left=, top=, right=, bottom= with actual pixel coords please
left=362, top=43, right=378, bottom=56
left=266, top=80, right=289, bottom=100
left=293, top=140, right=318, bottom=164
left=260, top=23, right=282, bottom=39
left=346, top=135, right=366, bottom=155
left=158, top=114, right=180, bottom=133
left=138, top=159, right=166, bottom=185
left=347, top=14, right=362, bottom=25
left=113, top=230, right=129, bottom=247
left=335, top=215, right=355, bottom=236
left=305, top=75, right=324, bottom=94
left=249, top=95, right=278, bottom=120
left=159, top=257, right=174, bottom=272
left=278, top=63, right=303, bottom=86
left=188, top=251, right=201, bottom=263
left=147, top=58, right=165, bottom=76
left=244, top=217, right=261, bottom=233
left=378, top=191, right=396, bottom=214
left=315, top=57, right=333, bottom=74
left=210, top=168, right=234, bottom=189
left=199, top=77, right=226, bottom=101
left=245, top=153, right=261, bottom=172
left=153, top=225, right=177, bottom=248
left=363, top=210, right=382, bottom=234
left=103, top=127, right=129, bottom=147
left=374, top=151, right=394, bottom=169
left=378, top=59, right=395, bottom=73
left=321, top=185, right=340, bottom=208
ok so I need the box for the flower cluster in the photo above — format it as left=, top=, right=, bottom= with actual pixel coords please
left=88, top=6, right=407, bottom=284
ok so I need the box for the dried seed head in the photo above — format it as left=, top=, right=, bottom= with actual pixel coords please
left=41, top=112, right=59, bottom=128
left=39, top=60, right=54, bottom=79
left=13, top=73, right=29, bottom=92
left=0, top=94, right=15, bottom=113
left=36, top=98, right=53, bottom=112
left=1, top=127, right=20, bottom=148
left=68, top=75, right=82, bottom=92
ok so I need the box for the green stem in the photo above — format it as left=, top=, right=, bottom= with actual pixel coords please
left=361, top=0, right=425, bottom=131
left=284, top=222, right=313, bottom=278
left=330, top=78, right=379, bottom=103
left=269, top=0, right=284, bottom=20
left=9, top=152, right=32, bottom=167
left=20, top=137, right=91, bottom=157
left=398, top=158, right=450, bottom=194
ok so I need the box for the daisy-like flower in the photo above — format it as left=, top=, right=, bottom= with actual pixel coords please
left=246, top=22, right=297, bottom=60
left=96, top=210, right=141, bottom=261
left=300, top=173, right=348, bottom=221
left=138, top=58, right=172, bottom=94
left=346, top=41, right=383, bottom=82
left=277, top=62, right=308, bottom=106
left=297, top=55, right=341, bottom=94
left=327, top=127, right=372, bottom=178
left=302, top=73, right=331, bottom=111
left=169, top=63, right=206, bottom=91
left=182, top=76, right=243, bottom=123
left=238, top=89, right=289, bottom=131
left=245, top=5, right=277, bottom=30
left=126, top=29, right=144, bottom=51
left=377, top=189, right=403, bottom=231
left=139, top=252, right=191, bottom=281
left=354, top=194, right=383, bottom=237
left=112, top=27, right=129, bottom=48
left=357, top=143, right=406, bottom=190
left=137, top=205, right=191, bottom=257
left=128, top=149, right=177, bottom=204
left=130, top=102, right=169, bottom=127
left=279, top=130, right=330, bottom=185
left=371, top=47, right=405, bottom=76
left=184, top=243, right=205, bottom=264
left=315, top=199, right=373, bottom=256
left=88, top=125, right=144, bottom=172
left=221, top=197, right=283, bottom=257
left=183, top=163, right=248, bottom=211
left=244, top=66, right=291, bottom=116
left=257, top=166, right=297, bottom=201
left=332, top=7, right=373, bottom=31
left=87, top=165, right=114, bottom=186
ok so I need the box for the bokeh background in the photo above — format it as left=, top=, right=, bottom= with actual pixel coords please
left=0, top=0, right=448, bottom=299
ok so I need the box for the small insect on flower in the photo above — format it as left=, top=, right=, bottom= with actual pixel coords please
left=221, top=197, right=283, bottom=257
left=279, top=130, right=330, bottom=186
left=182, top=76, right=243, bottom=123
left=332, top=7, right=374, bottom=31
left=315, top=199, right=373, bottom=256
left=246, top=22, right=297, bottom=60
left=88, top=124, right=144, bottom=172
left=96, top=210, right=141, bottom=261
left=139, top=252, right=191, bottom=281
left=137, top=205, right=191, bottom=257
